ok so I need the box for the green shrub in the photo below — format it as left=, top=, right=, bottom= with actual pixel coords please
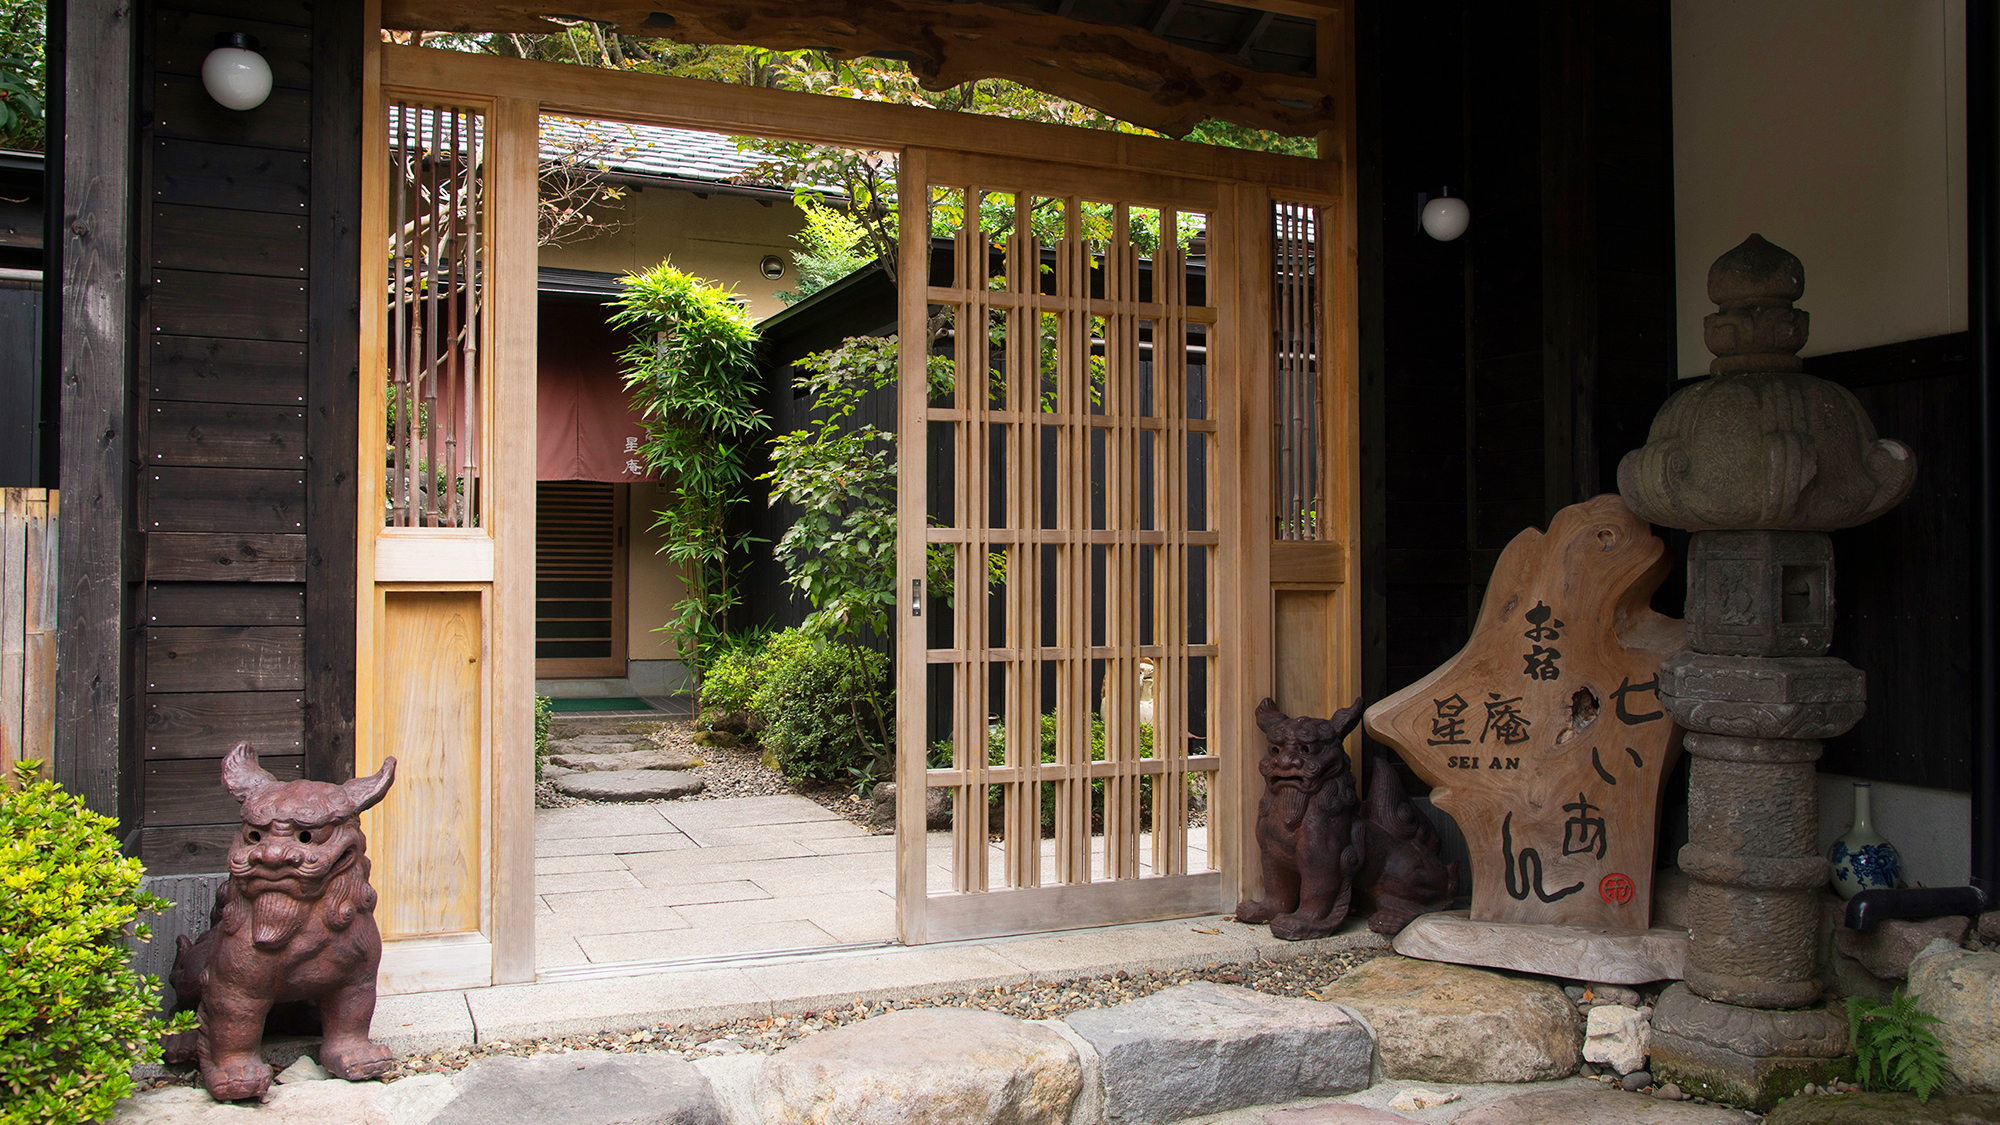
left=751, top=628, right=888, bottom=784
left=1848, top=989, right=1950, bottom=1101
left=534, top=695, right=554, bottom=780
left=699, top=630, right=773, bottom=719
left=930, top=714, right=1192, bottom=835
left=1, top=760, right=192, bottom=1124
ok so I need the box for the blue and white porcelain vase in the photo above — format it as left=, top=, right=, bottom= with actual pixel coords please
left=1828, top=782, right=1901, bottom=900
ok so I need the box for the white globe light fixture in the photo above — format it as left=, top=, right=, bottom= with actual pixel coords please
left=202, top=32, right=272, bottom=111
left=1420, top=189, right=1471, bottom=242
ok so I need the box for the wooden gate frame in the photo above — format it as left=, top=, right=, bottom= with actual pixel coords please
left=358, top=23, right=1358, bottom=989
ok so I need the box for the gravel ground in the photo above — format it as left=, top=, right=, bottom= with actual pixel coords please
left=390, top=946, right=1386, bottom=1077
left=535, top=718, right=880, bottom=827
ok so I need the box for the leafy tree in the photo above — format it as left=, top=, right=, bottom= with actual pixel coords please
left=776, top=197, right=873, bottom=306
left=610, top=263, right=767, bottom=681
left=0, top=0, right=46, bottom=150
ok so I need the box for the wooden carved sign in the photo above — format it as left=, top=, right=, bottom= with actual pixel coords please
left=1365, top=495, right=1686, bottom=932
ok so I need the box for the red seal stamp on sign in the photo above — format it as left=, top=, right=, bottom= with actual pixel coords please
left=1599, top=873, right=1635, bottom=906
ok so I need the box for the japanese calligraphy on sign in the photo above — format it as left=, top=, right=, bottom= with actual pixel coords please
left=1363, top=495, right=1686, bottom=931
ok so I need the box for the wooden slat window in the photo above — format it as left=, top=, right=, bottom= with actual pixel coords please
left=1273, top=200, right=1323, bottom=541
left=385, top=101, right=486, bottom=529
left=534, top=482, right=626, bottom=678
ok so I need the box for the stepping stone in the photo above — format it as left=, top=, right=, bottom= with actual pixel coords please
left=548, top=750, right=701, bottom=772
left=554, top=770, right=705, bottom=802
left=1453, top=1086, right=1759, bottom=1124
left=1320, top=955, right=1581, bottom=1084
left=546, top=737, right=654, bottom=756
left=431, top=1051, right=722, bottom=1125
left=759, top=1008, right=1079, bottom=1125
left=1062, top=982, right=1372, bottom=1124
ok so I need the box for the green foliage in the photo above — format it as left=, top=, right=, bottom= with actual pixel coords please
left=1, top=760, right=193, bottom=1124
left=929, top=713, right=1172, bottom=834
left=697, top=629, right=772, bottom=718
left=533, top=695, right=554, bottom=780
left=777, top=198, right=876, bottom=306
left=0, top=0, right=45, bottom=150
left=749, top=629, right=889, bottom=784
left=610, top=263, right=767, bottom=680
left=1847, top=989, right=1950, bottom=1102
left=764, top=335, right=900, bottom=639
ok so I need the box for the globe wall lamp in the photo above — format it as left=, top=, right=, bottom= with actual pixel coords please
left=1418, top=187, right=1471, bottom=241
left=202, top=32, right=273, bottom=111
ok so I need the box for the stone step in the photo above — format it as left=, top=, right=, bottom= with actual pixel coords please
left=553, top=770, right=706, bottom=802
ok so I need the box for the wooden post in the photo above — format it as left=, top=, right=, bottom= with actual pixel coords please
left=57, top=0, right=136, bottom=820
left=2, top=489, right=58, bottom=780
left=307, top=0, right=366, bottom=785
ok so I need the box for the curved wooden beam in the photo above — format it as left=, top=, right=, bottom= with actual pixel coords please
left=380, top=0, right=1336, bottom=138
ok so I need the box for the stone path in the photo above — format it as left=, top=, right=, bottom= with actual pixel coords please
left=531, top=793, right=1211, bottom=971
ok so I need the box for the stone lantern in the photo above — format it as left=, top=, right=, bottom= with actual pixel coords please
left=1616, top=235, right=1917, bottom=1110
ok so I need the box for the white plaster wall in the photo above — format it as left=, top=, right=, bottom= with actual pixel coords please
left=539, top=184, right=807, bottom=322
left=1818, top=773, right=1972, bottom=890
left=625, top=480, right=688, bottom=663
left=1672, top=0, right=1967, bottom=375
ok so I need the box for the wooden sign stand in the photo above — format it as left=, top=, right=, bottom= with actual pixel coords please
left=1365, top=495, right=1691, bottom=982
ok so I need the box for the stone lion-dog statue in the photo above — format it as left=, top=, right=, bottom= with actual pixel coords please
left=164, top=743, right=398, bottom=1101
left=1235, top=698, right=1458, bottom=939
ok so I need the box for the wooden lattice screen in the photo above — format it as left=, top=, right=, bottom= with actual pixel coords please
left=385, top=101, right=487, bottom=529
left=1273, top=200, right=1323, bottom=541
left=897, top=151, right=1228, bottom=942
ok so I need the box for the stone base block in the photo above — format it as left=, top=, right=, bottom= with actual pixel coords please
left=1062, top=982, right=1371, bottom=1124
left=1392, top=910, right=1689, bottom=985
left=1648, top=983, right=1852, bottom=1113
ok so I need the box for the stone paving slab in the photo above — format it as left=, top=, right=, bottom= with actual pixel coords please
left=535, top=853, right=635, bottom=875
left=537, top=832, right=700, bottom=858
left=674, top=889, right=896, bottom=932
left=579, top=919, right=841, bottom=964
left=535, top=868, right=646, bottom=896
left=371, top=989, right=478, bottom=1054
left=628, top=857, right=843, bottom=893
left=465, top=967, right=774, bottom=1041
left=744, top=943, right=1035, bottom=1012
left=657, top=795, right=849, bottom=829
left=680, top=821, right=871, bottom=849
left=534, top=904, right=691, bottom=939
left=619, top=843, right=832, bottom=878
left=537, top=804, right=692, bottom=840
left=543, top=880, right=772, bottom=914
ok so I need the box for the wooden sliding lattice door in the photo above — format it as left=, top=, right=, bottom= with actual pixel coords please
left=895, top=150, right=1238, bottom=943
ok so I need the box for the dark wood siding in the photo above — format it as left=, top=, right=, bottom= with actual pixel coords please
left=1806, top=335, right=1974, bottom=792
left=1357, top=1, right=1681, bottom=789
left=133, top=0, right=360, bottom=873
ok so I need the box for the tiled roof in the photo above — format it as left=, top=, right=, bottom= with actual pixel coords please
left=539, top=116, right=789, bottom=189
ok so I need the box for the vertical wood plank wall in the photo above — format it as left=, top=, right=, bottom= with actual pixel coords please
left=131, top=0, right=361, bottom=872
left=1, top=489, right=57, bottom=779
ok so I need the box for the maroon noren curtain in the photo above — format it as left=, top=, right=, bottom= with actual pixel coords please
left=537, top=301, right=656, bottom=482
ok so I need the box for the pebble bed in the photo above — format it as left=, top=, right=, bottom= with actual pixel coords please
left=534, top=717, right=881, bottom=828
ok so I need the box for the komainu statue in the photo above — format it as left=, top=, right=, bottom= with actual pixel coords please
left=1351, top=746, right=1460, bottom=934
left=1235, top=698, right=1458, bottom=939
left=165, top=743, right=399, bottom=1101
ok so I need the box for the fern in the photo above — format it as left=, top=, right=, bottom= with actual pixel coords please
left=1847, top=989, right=1950, bottom=1102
